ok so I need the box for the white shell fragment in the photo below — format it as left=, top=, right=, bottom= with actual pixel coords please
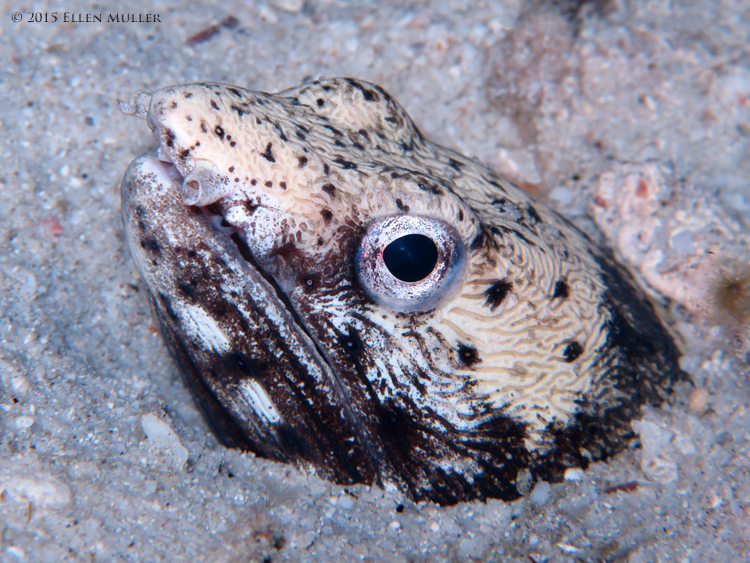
left=141, top=413, right=190, bottom=471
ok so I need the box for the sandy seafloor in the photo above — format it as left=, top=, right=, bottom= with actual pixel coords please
left=2, top=0, right=750, bottom=561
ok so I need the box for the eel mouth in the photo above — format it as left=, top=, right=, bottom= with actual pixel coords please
left=121, top=149, right=319, bottom=346
left=152, top=150, right=254, bottom=244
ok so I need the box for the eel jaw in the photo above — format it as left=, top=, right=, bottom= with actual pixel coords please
left=121, top=149, right=377, bottom=479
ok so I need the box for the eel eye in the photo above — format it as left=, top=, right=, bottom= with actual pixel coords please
left=356, top=215, right=466, bottom=313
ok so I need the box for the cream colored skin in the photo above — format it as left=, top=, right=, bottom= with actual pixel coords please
left=121, top=78, right=683, bottom=502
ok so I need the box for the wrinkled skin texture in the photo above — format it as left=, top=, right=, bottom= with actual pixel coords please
left=121, top=78, right=686, bottom=505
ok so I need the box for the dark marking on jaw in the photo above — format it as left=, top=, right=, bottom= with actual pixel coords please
left=324, top=124, right=343, bottom=137
left=177, top=280, right=197, bottom=300
left=525, top=203, right=542, bottom=224
left=492, top=198, right=507, bottom=212
left=333, top=158, right=357, bottom=170
left=316, top=98, right=325, bottom=107
left=180, top=148, right=191, bottom=159
left=395, top=198, right=410, bottom=212
left=269, top=241, right=303, bottom=260
left=484, top=174, right=509, bottom=194
left=470, top=226, right=499, bottom=251
left=553, top=280, right=569, bottom=300
left=470, top=230, right=488, bottom=251
left=164, top=128, right=175, bottom=148
left=448, top=158, right=464, bottom=171
left=484, top=280, right=512, bottom=311
left=300, top=273, right=320, bottom=293
left=323, top=163, right=330, bottom=176
left=322, top=183, right=336, bottom=198
left=373, top=404, right=412, bottom=465
left=361, top=87, right=378, bottom=102
left=273, top=122, right=288, bottom=142
left=183, top=91, right=193, bottom=99
left=417, top=181, right=442, bottom=196
left=214, top=125, right=225, bottom=140
left=338, top=325, right=364, bottom=358
left=298, top=155, right=308, bottom=168
left=265, top=180, right=273, bottom=188
left=261, top=143, right=275, bottom=162
left=228, top=166, right=235, bottom=173
left=200, top=122, right=208, bottom=133
left=500, top=225, right=535, bottom=247
left=210, top=99, right=219, bottom=110
left=563, top=341, right=582, bottom=362
left=321, top=209, right=333, bottom=223
left=344, top=78, right=380, bottom=102
left=135, top=215, right=147, bottom=233
left=140, top=238, right=161, bottom=255
left=457, top=343, right=481, bottom=367
left=227, top=87, right=242, bottom=98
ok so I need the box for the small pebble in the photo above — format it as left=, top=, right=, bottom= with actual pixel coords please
left=14, top=416, right=34, bottom=430
left=688, top=388, right=709, bottom=414
left=529, top=481, right=551, bottom=505
left=271, top=0, right=305, bottom=12
left=338, top=495, right=354, bottom=510
left=140, top=413, right=189, bottom=471
left=564, top=467, right=585, bottom=481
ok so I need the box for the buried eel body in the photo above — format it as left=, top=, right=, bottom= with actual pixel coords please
left=120, top=78, right=685, bottom=505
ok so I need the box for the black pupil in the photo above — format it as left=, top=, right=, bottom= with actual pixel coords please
left=382, top=234, right=439, bottom=282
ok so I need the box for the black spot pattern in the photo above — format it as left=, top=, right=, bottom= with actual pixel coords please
left=140, top=238, right=161, bottom=254
left=457, top=344, right=480, bottom=367
left=333, top=158, right=357, bottom=170
left=553, top=280, right=569, bottom=299
left=261, top=142, right=275, bottom=162
left=484, top=280, right=512, bottom=311
left=563, top=341, right=582, bottom=362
